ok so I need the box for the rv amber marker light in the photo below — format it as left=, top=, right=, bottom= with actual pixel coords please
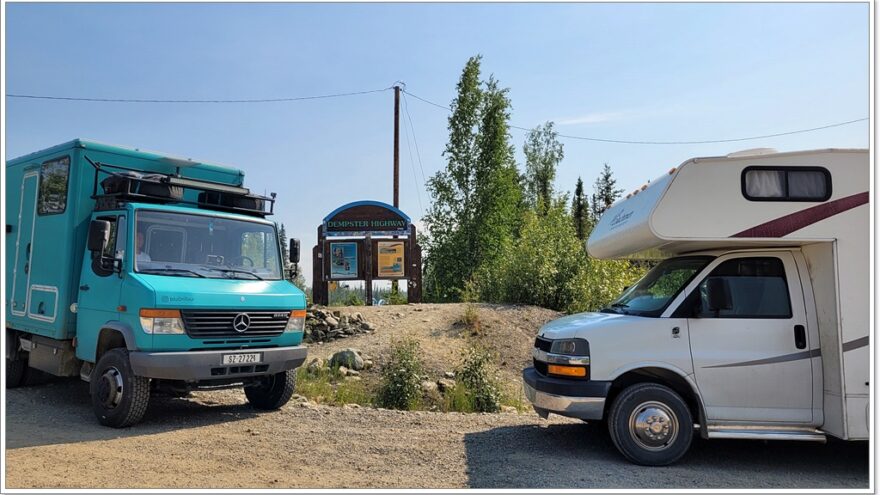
left=547, top=364, right=587, bottom=377
left=139, top=309, right=181, bottom=318
left=669, top=167, right=676, bottom=175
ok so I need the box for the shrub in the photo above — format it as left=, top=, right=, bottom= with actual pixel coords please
left=460, top=303, right=481, bottom=333
left=456, top=346, right=501, bottom=413
left=296, top=366, right=373, bottom=406
left=376, top=339, right=424, bottom=410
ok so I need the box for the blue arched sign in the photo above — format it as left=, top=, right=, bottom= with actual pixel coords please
left=322, top=200, right=411, bottom=237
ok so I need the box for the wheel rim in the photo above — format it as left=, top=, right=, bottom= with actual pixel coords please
left=628, top=400, right=678, bottom=451
left=97, top=366, right=124, bottom=409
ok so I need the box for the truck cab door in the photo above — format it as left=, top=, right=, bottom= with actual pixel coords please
left=76, top=213, right=127, bottom=362
left=684, top=252, right=815, bottom=424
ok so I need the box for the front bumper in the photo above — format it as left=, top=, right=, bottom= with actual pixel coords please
left=129, top=345, right=308, bottom=381
left=522, top=367, right=610, bottom=420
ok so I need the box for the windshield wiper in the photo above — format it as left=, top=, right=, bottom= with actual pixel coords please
left=200, top=266, right=264, bottom=280
left=611, top=302, right=630, bottom=308
left=139, top=267, right=206, bottom=278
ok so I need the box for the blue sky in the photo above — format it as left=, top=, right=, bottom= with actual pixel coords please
left=5, top=3, right=869, bottom=284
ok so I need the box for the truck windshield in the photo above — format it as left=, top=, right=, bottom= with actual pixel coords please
left=602, top=256, right=714, bottom=317
left=134, top=210, right=282, bottom=280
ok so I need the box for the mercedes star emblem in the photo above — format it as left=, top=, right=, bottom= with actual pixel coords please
left=233, top=313, right=251, bottom=333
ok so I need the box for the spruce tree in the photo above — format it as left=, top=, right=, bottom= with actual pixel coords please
left=590, top=163, right=624, bottom=222
left=572, top=177, right=590, bottom=240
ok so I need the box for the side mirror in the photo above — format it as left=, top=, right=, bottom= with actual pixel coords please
left=289, top=238, right=300, bottom=264
left=706, top=278, right=732, bottom=312
left=88, top=220, right=111, bottom=253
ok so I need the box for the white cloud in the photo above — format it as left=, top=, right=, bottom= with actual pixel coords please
left=555, top=111, right=630, bottom=126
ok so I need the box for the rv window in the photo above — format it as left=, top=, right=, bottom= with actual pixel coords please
left=38, top=156, right=70, bottom=215
left=742, top=166, right=831, bottom=202
left=695, top=257, right=792, bottom=319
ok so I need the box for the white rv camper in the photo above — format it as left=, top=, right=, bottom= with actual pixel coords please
left=523, top=148, right=869, bottom=465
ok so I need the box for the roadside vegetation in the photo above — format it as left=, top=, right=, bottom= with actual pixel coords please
left=422, top=55, right=647, bottom=312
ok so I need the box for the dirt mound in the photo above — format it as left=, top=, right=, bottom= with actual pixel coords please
left=308, top=303, right=561, bottom=399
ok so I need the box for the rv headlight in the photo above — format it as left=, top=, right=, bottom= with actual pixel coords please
left=139, top=309, right=186, bottom=335
left=285, top=309, right=307, bottom=333
left=550, top=338, right=590, bottom=356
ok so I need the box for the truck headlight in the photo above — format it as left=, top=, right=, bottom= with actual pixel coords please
left=550, top=338, right=590, bottom=356
left=285, top=309, right=307, bottom=333
left=139, top=309, right=186, bottom=334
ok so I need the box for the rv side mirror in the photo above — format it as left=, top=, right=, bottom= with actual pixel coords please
left=706, top=278, right=732, bottom=312
left=87, top=220, right=111, bottom=253
left=289, top=238, right=300, bottom=264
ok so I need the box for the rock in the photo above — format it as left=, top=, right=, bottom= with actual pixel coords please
left=338, top=366, right=350, bottom=376
left=444, top=371, right=455, bottom=379
left=330, top=348, right=365, bottom=370
left=292, top=394, right=308, bottom=403
left=421, top=380, right=439, bottom=394
left=501, top=406, right=518, bottom=414
left=364, top=360, right=374, bottom=370
left=360, top=322, right=375, bottom=331
left=343, top=403, right=361, bottom=409
left=346, top=369, right=360, bottom=377
left=437, top=378, right=455, bottom=393
left=353, top=312, right=364, bottom=322
left=346, top=376, right=362, bottom=381
left=325, top=316, right=339, bottom=328
left=332, top=310, right=341, bottom=318
left=306, top=357, right=325, bottom=373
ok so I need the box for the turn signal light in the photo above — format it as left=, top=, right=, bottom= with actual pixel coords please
left=139, top=309, right=181, bottom=318
left=547, top=364, right=587, bottom=378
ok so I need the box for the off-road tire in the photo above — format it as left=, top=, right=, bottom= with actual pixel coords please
left=244, top=370, right=297, bottom=410
left=608, top=382, right=693, bottom=466
left=90, top=348, right=151, bottom=428
left=6, top=352, right=28, bottom=388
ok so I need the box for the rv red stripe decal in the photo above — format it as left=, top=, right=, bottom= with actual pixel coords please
left=732, top=192, right=869, bottom=238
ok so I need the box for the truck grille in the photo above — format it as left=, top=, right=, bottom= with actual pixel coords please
left=180, top=310, right=288, bottom=338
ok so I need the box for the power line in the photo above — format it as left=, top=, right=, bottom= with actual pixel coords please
left=401, top=93, right=428, bottom=185
left=400, top=99, right=425, bottom=217
left=6, top=87, right=392, bottom=104
left=402, top=89, right=868, bottom=146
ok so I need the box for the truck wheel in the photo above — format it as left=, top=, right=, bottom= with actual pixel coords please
left=608, top=383, right=693, bottom=466
left=6, top=352, right=28, bottom=388
left=244, top=370, right=296, bottom=410
left=90, top=348, right=151, bottom=428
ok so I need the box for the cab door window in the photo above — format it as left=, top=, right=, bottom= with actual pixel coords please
left=695, top=257, right=792, bottom=318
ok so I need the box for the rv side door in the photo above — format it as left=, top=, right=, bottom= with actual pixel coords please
left=684, top=252, right=815, bottom=424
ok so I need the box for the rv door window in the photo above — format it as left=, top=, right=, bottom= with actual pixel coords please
left=742, top=166, right=831, bottom=201
left=38, top=156, right=70, bottom=215
left=695, top=257, right=792, bottom=319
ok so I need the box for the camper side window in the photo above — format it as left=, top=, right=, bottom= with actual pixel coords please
left=38, top=156, right=71, bottom=215
left=695, top=257, right=792, bottom=319
left=742, top=166, right=831, bottom=202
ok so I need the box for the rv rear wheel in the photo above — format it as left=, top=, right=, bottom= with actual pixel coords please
left=6, top=351, right=28, bottom=388
left=608, top=383, right=693, bottom=466
left=90, top=348, right=151, bottom=428
left=244, top=370, right=297, bottom=410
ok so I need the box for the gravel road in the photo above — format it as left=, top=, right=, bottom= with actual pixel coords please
left=5, top=378, right=869, bottom=489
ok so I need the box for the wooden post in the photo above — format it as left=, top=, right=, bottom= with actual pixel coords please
left=364, top=233, right=373, bottom=306
left=314, top=225, right=327, bottom=306
left=407, top=223, right=422, bottom=303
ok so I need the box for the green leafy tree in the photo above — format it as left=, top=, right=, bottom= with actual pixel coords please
left=470, top=76, right=523, bottom=271
left=572, top=176, right=590, bottom=241
left=590, top=163, right=624, bottom=223
left=523, top=121, right=564, bottom=215
left=423, top=56, right=484, bottom=302
left=278, top=223, right=289, bottom=266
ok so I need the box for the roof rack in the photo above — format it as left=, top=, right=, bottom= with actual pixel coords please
left=85, top=155, right=275, bottom=217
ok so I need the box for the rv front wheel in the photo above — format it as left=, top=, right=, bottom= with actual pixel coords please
left=608, top=383, right=693, bottom=466
left=90, top=348, right=151, bottom=428
left=244, top=370, right=297, bottom=410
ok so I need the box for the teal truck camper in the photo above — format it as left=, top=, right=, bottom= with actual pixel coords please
left=6, top=140, right=308, bottom=427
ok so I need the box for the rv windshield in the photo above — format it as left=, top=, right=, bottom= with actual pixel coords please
left=602, top=256, right=714, bottom=317
left=134, top=210, right=282, bottom=280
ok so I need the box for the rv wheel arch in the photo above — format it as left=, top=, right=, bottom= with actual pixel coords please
left=95, top=323, right=137, bottom=362
left=606, top=367, right=706, bottom=434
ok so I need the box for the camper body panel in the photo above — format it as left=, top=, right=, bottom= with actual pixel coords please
left=530, top=149, right=867, bottom=465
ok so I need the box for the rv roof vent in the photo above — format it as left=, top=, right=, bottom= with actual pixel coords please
left=726, top=147, right=778, bottom=158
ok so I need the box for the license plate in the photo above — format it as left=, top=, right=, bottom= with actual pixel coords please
left=222, top=352, right=262, bottom=365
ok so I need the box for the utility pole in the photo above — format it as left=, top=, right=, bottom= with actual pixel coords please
left=393, top=85, right=400, bottom=208
left=391, top=85, right=401, bottom=300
